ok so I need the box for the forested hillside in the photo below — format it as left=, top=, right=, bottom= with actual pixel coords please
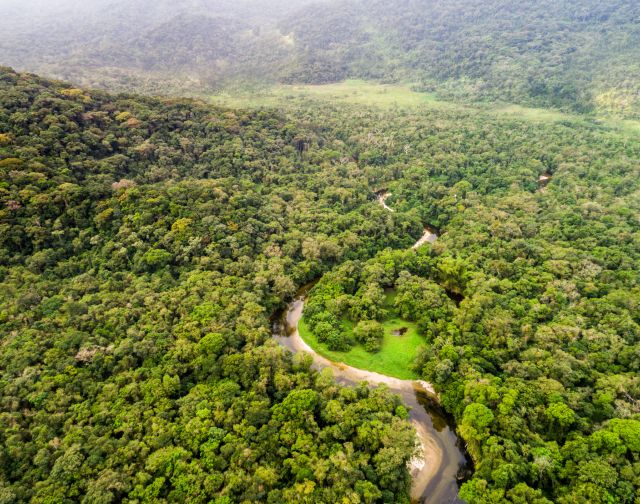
left=0, top=68, right=419, bottom=503
left=2, top=0, right=640, bottom=502
left=281, top=0, right=640, bottom=115
left=0, top=0, right=310, bottom=95
left=1, top=0, right=639, bottom=117
left=1, top=65, right=639, bottom=503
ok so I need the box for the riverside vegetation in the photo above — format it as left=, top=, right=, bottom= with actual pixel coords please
left=0, top=61, right=639, bottom=504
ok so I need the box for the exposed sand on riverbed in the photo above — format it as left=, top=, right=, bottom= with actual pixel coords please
left=412, top=228, right=438, bottom=248
left=410, top=421, right=443, bottom=500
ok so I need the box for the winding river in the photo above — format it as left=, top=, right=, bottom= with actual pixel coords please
left=376, top=190, right=395, bottom=212
left=272, top=195, right=470, bottom=503
left=273, top=294, right=469, bottom=503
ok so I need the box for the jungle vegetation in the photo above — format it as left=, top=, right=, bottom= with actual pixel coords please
left=1, top=65, right=639, bottom=502
left=0, top=3, right=639, bottom=498
left=0, top=67, right=419, bottom=503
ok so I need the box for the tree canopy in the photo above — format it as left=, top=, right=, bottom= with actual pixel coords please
left=1, top=64, right=639, bottom=503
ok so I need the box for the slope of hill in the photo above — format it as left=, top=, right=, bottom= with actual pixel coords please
left=0, top=67, right=419, bottom=503
left=280, top=0, right=640, bottom=115
left=89, top=14, right=252, bottom=71
left=1, top=0, right=638, bottom=116
left=0, top=0, right=306, bottom=94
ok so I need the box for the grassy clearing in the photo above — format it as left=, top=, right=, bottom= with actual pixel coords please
left=211, top=79, right=640, bottom=137
left=491, top=104, right=570, bottom=122
left=617, top=119, right=640, bottom=136
left=298, top=291, right=424, bottom=380
left=298, top=318, right=423, bottom=380
left=489, top=104, right=640, bottom=136
left=211, top=79, right=446, bottom=110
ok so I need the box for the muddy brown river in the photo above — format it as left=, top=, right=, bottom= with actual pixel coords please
left=272, top=193, right=470, bottom=502
left=272, top=292, right=470, bottom=503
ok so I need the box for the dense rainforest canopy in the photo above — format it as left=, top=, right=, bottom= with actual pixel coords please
left=1, top=46, right=639, bottom=504
left=2, top=1, right=640, bottom=503
left=280, top=0, right=640, bottom=116
left=0, top=68, right=419, bottom=503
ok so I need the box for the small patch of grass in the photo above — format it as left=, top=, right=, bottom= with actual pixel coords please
left=491, top=104, right=570, bottom=123
left=617, top=119, right=640, bottom=136
left=282, top=80, right=441, bottom=108
left=211, top=79, right=445, bottom=110
left=298, top=291, right=424, bottom=380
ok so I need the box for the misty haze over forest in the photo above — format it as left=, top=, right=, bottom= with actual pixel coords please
left=2, top=0, right=638, bottom=116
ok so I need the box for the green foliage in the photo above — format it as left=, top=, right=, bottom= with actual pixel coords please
left=1, top=61, right=640, bottom=504
left=280, top=0, right=640, bottom=117
left=394, top=271, right=452, bottom=323
left=0, top=68, right=418, bottom=503
left=353, top=320, right=384, bottom=353
left=267, top=65, right=639, bottom=502
left=545, top=402, right=575, bottom=429
left=3, top=1, right=639, bottom=118
left=139, top=248, right=173, bottom=271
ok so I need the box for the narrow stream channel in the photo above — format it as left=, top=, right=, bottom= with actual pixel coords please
left=413, top=226, right=439, bottom=248
left=538, top=173, right=552, bottom=190
left=375, top=190, right=395, bottom=212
